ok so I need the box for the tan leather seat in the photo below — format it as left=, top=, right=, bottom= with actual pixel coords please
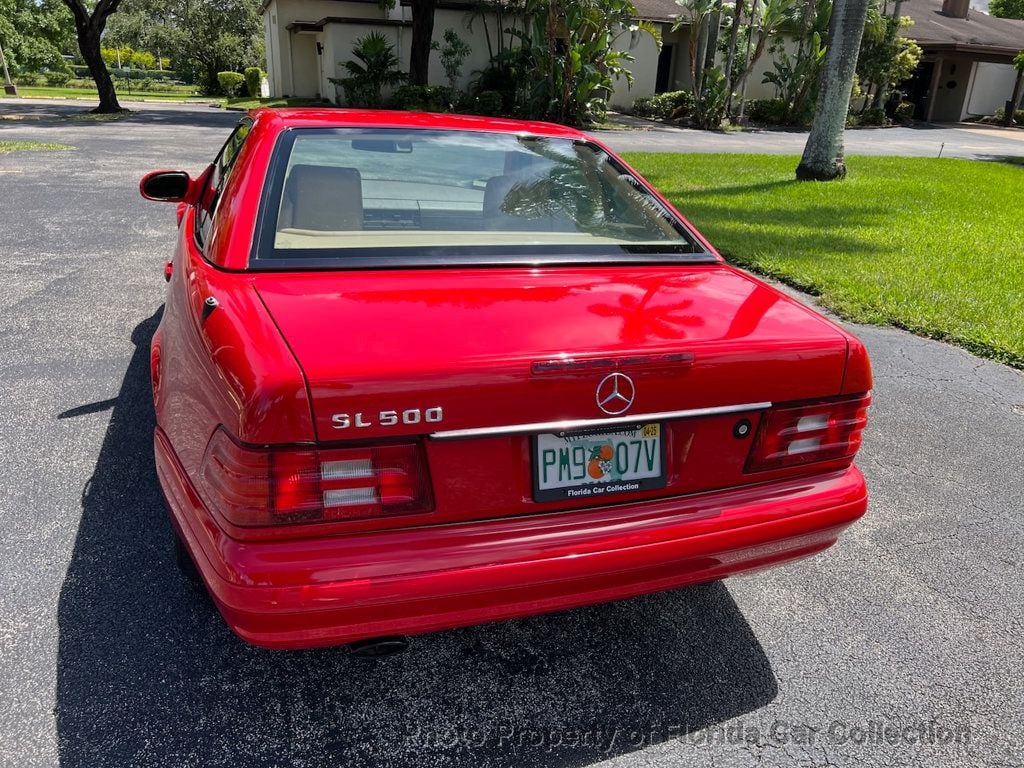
left=279, top=164, right=363, bottom=231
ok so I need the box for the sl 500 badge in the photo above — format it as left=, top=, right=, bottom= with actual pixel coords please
left=332, top=407, right=443, bottom=429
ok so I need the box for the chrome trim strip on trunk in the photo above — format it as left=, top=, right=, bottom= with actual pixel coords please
left=429, top=402, right=772, bottom=441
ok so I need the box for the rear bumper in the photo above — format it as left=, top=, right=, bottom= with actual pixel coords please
left=155, top=428, right=867, bottom=650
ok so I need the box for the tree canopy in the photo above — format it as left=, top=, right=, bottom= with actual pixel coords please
left=0, top=0, right=74, bottom=73
left=100, top=0, right=264, bottom=90
left=989, top=0, right=1024, bottom=19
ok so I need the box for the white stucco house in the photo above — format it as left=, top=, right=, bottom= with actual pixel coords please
left=260, top=0, right=1023, bottom=119
left=261, top=0, right=782, bottom=107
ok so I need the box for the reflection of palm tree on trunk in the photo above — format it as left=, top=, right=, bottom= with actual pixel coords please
left=590, top=286, right=704, bottom=344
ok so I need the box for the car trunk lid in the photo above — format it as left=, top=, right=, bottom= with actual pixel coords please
left=252, top=264, right=851, bottom=528
left=254, top=264, right=848, bottom=437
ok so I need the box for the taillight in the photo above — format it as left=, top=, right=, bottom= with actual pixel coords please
left=200, top=429, right=433, bottom=528
left=746, top=393, right=870, bottom=472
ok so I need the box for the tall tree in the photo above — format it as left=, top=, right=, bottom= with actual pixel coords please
left=103, top=0, right=263, bottom=94
left=722, top=0, right=745, bottom=113
left=0, top=0, right=74, bottom=75
left=61, top=0, right=124, bottom=113
left=795, top=0, right=871, bottom=180
left=989, top=0, right=1024, bottom=18
left=409, top=0, right=438, bottom=85
left=168, top=0, right=263, bottom=92
left=869, top=0, right=902, bottom=108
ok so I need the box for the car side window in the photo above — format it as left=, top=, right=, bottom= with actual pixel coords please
left=195, top=120, right=252, bottom=250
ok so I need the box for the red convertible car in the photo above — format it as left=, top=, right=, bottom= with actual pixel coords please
left=142, top=109, right=870, bottom=651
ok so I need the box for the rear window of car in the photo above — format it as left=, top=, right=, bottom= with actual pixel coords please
left=251, top=128, right=713, bottom=268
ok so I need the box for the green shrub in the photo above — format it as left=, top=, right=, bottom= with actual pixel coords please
left=993, top=106, right=1024, bottom=123
left=655, top=90, right=695, bottom=119
left=631, top=96, right=656, bottom=118
left=217, top=71, right=245, bottom=96
left=244, top=67, right=264, bottom=98
left=15, top=73, right=42, bottom=86
left=632, top=90, right=695, bottom=120
left=894, top=101, right=915, bottom=125
left=392, top=84, right=453, bottom=112
left=130, top=50, right=156, bottom=70
left=861, top=107, right=889, bottom=126
left=44, top=70, right=73, bottom=87
left=746, top=98, right=787, bottom=125
left=469, top=90, right=504, bottom=117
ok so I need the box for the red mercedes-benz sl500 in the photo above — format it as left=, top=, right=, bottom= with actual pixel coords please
left=141, top=109, right=870, bottom=651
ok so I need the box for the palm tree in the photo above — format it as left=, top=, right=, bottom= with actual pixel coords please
left=335, top=31, right=406, bottom=107
left=722, top=0, right=745, bottom=114
left=795, top=0, right=871, bottom=180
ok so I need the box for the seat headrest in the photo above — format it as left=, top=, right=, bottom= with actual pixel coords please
left=281, top=164, right=363, bottom=231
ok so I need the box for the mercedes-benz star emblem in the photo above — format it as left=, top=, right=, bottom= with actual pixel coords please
left=596, top=372, right=636, bottom=415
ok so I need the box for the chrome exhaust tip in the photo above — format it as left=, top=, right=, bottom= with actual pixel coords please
left=348, top=636, right=410, bottom=658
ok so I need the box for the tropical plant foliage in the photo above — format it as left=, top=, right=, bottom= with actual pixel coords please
left=648, top=0, right=920, bottom=129
left=469, top=0, right=660, bottom=126
left=331, top=31, right=407, bottom=107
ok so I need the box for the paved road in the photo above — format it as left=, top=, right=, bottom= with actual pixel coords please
left=1, top=101, right=1022, bottom=768
left=6, top=97, right=1024, bottom=161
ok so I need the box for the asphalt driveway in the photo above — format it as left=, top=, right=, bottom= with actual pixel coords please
left=1, top=100, right=1022, bottom=768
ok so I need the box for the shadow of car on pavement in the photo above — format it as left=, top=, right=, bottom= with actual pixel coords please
left=56, top=311, right=777, bottom=768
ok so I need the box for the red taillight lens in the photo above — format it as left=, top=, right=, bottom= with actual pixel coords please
left=746, top=393, right=871, bottom=473
left=200, top=430, right=433, bottom=528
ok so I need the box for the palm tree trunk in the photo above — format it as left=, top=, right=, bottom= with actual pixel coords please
left=796, top=0, right=871, bottom=181
left=700, top=0, right=724, bottom=96
left=734, top=0, right=762, bottom=121
left=409, top=0, right=437, bottom=86
left=723, top=0, right=745, bottom=115
left=871, top=0, right=903, bottom=109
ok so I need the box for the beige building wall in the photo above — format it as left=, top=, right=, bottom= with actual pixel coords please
left=929, top=57, right=973, bottom=121
left=610, top=26, right=663, bottom=107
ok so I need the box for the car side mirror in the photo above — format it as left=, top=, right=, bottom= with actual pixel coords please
left=140, top=170, right=193, bottom=202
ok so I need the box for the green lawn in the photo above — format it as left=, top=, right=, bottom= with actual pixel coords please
left=13, top=86, right=210, bottom=102
left=0, top=140, right=73, bottom=153
left=625, top=153, right=1024, bottom=368
left=224, top=96, right=326, bottom=110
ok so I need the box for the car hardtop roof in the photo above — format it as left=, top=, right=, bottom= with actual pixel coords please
left=250, top=107, right=590, bottom=141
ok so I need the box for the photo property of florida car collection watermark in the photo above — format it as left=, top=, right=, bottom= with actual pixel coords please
left=404, top=719, right=970, bottom=753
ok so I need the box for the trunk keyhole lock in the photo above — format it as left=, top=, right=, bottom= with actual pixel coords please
left=733, top=419, right=752, bottom=439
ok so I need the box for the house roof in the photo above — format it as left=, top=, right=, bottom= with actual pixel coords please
left=903, top=0, right=1024, bottom=59
left=632, top=0, right=685, bottom=23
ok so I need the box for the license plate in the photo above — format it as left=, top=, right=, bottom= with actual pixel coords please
left=532, top=423, right=666, bottom=503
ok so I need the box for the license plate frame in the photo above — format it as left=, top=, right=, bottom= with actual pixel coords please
left=531, top=422, right=667, bottom=503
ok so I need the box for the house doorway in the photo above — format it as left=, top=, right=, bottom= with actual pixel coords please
left=905, top=60, right=935, bottom=121
left=656, top=44, right=676, bottom=93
